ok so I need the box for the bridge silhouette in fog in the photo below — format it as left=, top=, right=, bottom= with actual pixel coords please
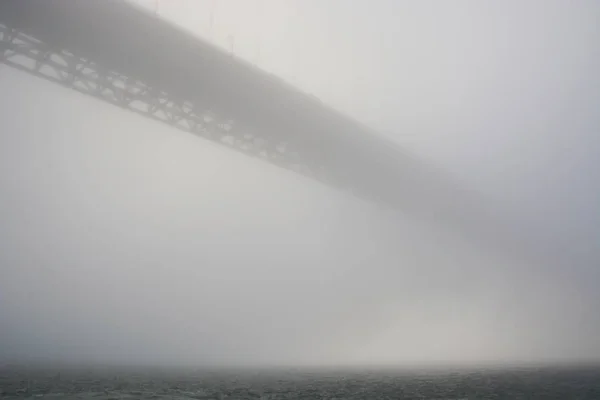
left=0, top=0, right=561, bottom=268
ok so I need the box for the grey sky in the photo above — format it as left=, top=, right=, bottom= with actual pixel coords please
left=1, top=0, right=599, bottom=367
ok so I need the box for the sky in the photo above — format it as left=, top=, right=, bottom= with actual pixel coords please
left=0, top=0, right=599, bottom=367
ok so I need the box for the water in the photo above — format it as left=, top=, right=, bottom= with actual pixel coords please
left=2, top=365, right=600, bottom=399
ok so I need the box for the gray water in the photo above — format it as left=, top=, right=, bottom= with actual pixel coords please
left=2, top=365, right=600, bottom=399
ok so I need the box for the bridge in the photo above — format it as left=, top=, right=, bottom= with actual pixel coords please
left=0, top=0, right=567, bottom=269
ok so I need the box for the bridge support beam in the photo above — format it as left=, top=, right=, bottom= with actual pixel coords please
left=0, top=23, right=334, bottom=187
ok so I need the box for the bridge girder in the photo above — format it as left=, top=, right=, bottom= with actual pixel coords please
left=0, top=22, right=521, bottom=258
left=0, top=24, right=336, bottom=186
left=0, top=0, right=398, bottom=195
left=1, top=1, right=580, bottom=275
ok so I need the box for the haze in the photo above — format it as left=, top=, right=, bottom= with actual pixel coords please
left=1, top=0, right=599, bottom=368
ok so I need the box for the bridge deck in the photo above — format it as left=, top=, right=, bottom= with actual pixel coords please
left=0, top=0, right=407, bottom=179
left=1, top=0, right=455, bottom=209
left=1, top=0, right=562, bottom=271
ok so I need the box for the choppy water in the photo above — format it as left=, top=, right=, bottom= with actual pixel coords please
left=1, top=365, right=600, bottom=399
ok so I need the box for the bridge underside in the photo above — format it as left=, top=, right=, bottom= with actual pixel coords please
left=0, top=0, right=572, bottom=272
left=0, top=1, right=458, bottom=218
left=0, top=0, right=406, bottom=195
left=0, top=23, right=327, bottom=182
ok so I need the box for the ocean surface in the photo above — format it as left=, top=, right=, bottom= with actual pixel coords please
left=1, top=365, right=600, bottom=399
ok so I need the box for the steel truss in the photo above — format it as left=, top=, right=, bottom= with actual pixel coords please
left=0, top=24, right=333, bottom=184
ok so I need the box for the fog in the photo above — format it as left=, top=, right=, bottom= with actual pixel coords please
left=1, top=0, right=599, bottom=368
